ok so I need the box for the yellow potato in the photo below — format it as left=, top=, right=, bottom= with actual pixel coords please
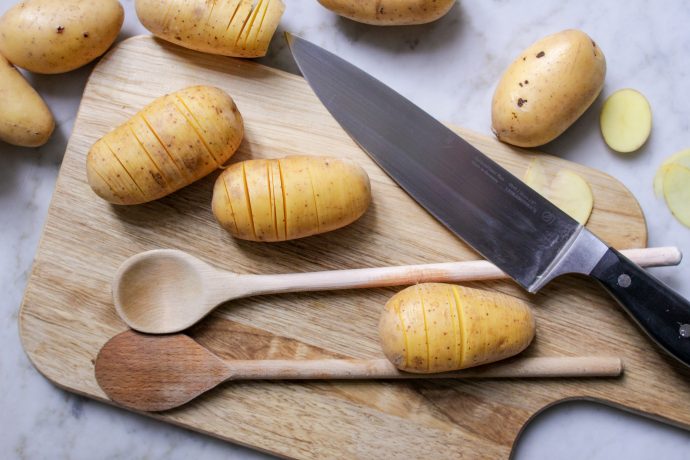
left=317, top=0, right=456, bottom=25
left=379, top=283, right=535, bottom=373
left=600, top=89, right=652, bottom=153
left=654, top=149, right=690, bottom=197
left=523, top=159, right=594, bottom=225
left=492, top=29, right=606, bottom=147
left=135, top=0, right=286, bottom=58
left=662, top=164, right=690, bottom=228
left=0, top=0, right=124, bottom=74
left=87, top=86, right=244, bottom=205
left=212, top=156, right=371, bottom=241
left=0, top=53, right=54, bottom=147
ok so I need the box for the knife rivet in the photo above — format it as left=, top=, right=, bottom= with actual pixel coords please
left=617, top=274, right=631, bottom=288
left=679, top=324, right=690, bottom=338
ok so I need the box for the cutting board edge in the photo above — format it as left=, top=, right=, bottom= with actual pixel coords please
left=16, top=330, right=690, bottom=460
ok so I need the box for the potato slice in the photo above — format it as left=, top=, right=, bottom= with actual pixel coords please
left=600, top=89, right=652, bottom=153
left=654, top=149, right=690, bottom=197
left=662, top=164, right=690, bottom=228
left=523, top=159, right=594, bottom=224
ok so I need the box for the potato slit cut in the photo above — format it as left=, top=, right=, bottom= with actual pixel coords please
left=269, top=161, right=281, bottom=241
left=247, top=0, right=270, bottom=49
left=395, top=301, right=410, bottom=369
left=173, top=97, right=222, bottom=167
left=90, top=164, right=120, bottom=198
left=140, top=114, right=189, bottom=181
left=241, top=162, right=258, bottom=240
left=225, top=0, right=244, bottom=32
left=417, top=286, right=431, bottom=372
left=447, top=288, right=461, bottom=369
left=241, top=0, right=264, bottom=49
left=277, top=159, right=288, bottom=239
left=451, top=286, right=465, bottom=368
left=233, top=2, right=256, bottom=47
left=266, top=161, right=278, bottom=241
left=206, top=0, right=218, bottom=27
left=128, top=126, right=171, bottom=192
left=305, top=163, right=321, bottom=233
left=104, top=140, right=147, bottom=198
left=221, top=174, right=240, bottom=235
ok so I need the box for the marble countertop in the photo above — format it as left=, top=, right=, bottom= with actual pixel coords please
left=2, top=0, right=690, bottom=458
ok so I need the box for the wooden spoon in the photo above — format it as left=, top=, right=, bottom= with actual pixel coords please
left=95, top=330, right=623, bottom=412
left=113, top=247, right=681, bottom=334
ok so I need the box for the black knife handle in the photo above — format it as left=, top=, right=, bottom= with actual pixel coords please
left=591, top=247, right=690, bottom=366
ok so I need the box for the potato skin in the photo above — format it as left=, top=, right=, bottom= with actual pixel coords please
left=0, top=53, right=54, bottom=147
left=0, top=0, right=124, bottom=74
left=318, top=0, right=456, bottom=25
left=492, top=29, right=606, bottom=147
left=87, top=86, right=244, bottom=205
left=379, top=283, right=535, bottom=373
left=135, top=0, right=286, bottom=58
left=212, top=156, right=371, bottom=241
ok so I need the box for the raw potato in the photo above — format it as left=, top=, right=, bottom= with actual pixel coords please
left=0, top=0, right=124, bottom=74
left=87, top=86, right=244, bottom=205
left=492, top=29, right=606, bottom=147
left=523, top=159, right=594, bottom=225
left=600, top=89, right=652, bottom=153
left=662, top=164, right=690, bottom=228
left=0, top=53, right=54, bottom=147
left=135, top=0, right=286, bottom=58
left=654, top=149, right=690, bottom=197
left=212, top=156, right=371, bottom=241
left=379, top=283, right=535, bottom=373
left=317, top=0, right=456, bottom=25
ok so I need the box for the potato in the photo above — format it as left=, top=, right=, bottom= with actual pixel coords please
left=317, top=0, right=456, bottom=25
left=379, top=283, right=535, bottom=373
left=492, top=29, right=606, bottom=147
left=135, top=0, right=286, bottom=58
left=600, top=89, right=652, bottom=153
left=655, top=149, right=690, bottom=228
left=654, top=149, right=690, bottom=197
left=0, top=0, right=124, bottom=74
left=662, top=164, right=690, bottom=228
left=212, top=156, right=371, bottom=241
left=0, top=53, right=54, bottom=147
left=87, top=86, right=243, bottom=205
left=523, top=159, right=594, bottom=225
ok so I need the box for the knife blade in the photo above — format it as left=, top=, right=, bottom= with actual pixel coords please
left=286, top=33, right=690, bottom=367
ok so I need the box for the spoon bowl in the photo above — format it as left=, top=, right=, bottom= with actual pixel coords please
left=114, top=250, right=216, bottom=334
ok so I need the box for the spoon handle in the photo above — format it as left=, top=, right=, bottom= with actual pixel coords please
left=225, top=357, right=623, bottom=380
left=247, top=247, right=680, bottom=296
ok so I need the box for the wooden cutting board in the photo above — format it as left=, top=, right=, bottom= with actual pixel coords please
left=19, top=36, right=690, bottom=459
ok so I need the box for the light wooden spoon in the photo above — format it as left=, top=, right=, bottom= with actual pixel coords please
left=95, top=330, right=623, bottom=412
left=113, top=247, right=681, bottom=334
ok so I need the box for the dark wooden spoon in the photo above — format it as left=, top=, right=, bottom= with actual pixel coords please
left=95, top=331, right=623, bottom=412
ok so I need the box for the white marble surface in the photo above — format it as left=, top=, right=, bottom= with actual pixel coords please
left=2, top=0, right=690, bottom=458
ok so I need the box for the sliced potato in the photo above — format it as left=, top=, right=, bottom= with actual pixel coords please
left=654, top=149, right=690, bottom=197
left=135, top=0, right=286, bottom=58
left=600, top=89, right=652, bottom=153
left=662, top=164, right=690, bottom=228
left=523, top=159, right=594, bottom=224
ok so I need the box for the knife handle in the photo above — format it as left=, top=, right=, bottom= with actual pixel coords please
left=591, top=247, right=690, bottom=367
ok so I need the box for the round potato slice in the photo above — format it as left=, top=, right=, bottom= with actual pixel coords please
left=600, top=89, right=652, bottom=153
left=662, top=164, right=690, bottom=228
left=523, top=160, right=594, bottom=225
left=654, top=149, right=690, bottom=197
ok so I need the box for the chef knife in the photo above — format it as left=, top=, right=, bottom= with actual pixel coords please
left=286, top=33, right=690, bottom=367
